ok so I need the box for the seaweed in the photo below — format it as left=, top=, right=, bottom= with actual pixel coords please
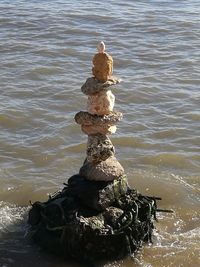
left=27, top=174, right=171, bottom=263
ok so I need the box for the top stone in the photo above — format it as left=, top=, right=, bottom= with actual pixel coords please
left=92, top=42, right=113, bottom=82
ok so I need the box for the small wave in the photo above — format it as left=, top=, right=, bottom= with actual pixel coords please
left=184, top=112, right=200, bottom=121
left=152, top=129, right=180, bottom=139
left=140, top=153, right=196, bottom=169
left=0, top=112, right=29, bottom=129
left=113, top=136, right=153, bottom=149
left=63, top=142, right=86, bottom=153
left=25, top=66, right=63, bottom=78
left=0, top=201, right=28, bottom=234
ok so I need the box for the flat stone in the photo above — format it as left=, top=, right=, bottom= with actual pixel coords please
left=92, top=52, right=113, bottom=82
left=87, top=134, right=115, bottom=163
left=81, top=77, right=120, bottom=96
left=87, top=90, right=115, bottom=115
left=75, top=111, right=123, bottom=126
left=79, top=156, right=125, bottom=181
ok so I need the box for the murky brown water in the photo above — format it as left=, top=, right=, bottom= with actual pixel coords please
left=0, top=0, right=199, bottom=266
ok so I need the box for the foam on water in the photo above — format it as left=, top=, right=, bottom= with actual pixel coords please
left=0, top=201, right=27, bottom=234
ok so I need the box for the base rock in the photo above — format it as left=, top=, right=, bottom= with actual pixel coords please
left=27, top=174, right=159, bottom=263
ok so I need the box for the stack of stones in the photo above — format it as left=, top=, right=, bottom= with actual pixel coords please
left=28, top=42, right=161, bottom=264
left=75, top=41, right=124, bottom=182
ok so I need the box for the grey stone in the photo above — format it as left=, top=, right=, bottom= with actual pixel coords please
left=87, top=134, right=115, bottom=163
left=79, top=156, right=125, bottom=181
left=81, top=76, right=121, bottom=95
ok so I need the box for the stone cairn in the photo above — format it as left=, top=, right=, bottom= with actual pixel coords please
left=75, top=41, right=124, bottom=182
left=27, top=42, right=169, bottom=265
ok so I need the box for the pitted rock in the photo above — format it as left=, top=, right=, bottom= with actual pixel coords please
left=87, top=134, right=115, bottom=163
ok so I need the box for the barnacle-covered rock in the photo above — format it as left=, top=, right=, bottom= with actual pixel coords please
left=87, top=134, right=115, bottom=163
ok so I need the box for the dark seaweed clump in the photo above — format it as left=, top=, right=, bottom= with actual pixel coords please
left=28, top=174, right=169, bottom=264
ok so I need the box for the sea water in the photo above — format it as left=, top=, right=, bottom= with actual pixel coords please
left=0, top=0, right=199, bottom=266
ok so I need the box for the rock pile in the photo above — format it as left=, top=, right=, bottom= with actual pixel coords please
left=75, top=41, right=124, bottom=181
left=27, top=42, right=163, bottom=265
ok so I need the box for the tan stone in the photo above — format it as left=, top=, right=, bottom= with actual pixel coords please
left=79, top=156, right=125, bottom=181
left=87, top=90, right=115, bottom=115
left=92, top=52, right=113, bottom=82
left=81, top=124, right=116, bottom=135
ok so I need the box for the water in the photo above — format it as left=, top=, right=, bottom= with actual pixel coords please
left=0, top=0, right=200, bottom=266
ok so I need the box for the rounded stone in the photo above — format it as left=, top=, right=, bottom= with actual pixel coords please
left=87, top=134, right=115, bottom=163
left=92, top=52, right=113, bottom=82
left=79, top=156, right=125, bottom=181
left=87, top=90, right=115, bottom=115
left=81, top=77, right=120, bottom=96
